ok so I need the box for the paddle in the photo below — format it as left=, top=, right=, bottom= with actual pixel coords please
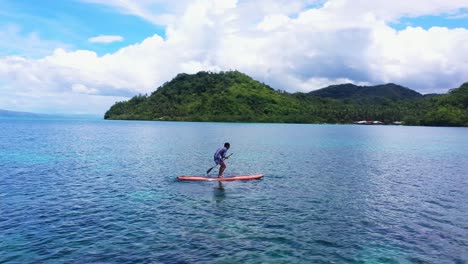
left=206, top=153, right=233, bottom=174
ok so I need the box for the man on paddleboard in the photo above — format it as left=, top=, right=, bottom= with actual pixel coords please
left=214, top=142, right=230, bottom=178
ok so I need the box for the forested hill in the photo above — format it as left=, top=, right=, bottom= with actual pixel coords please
left=105, top=71, right=302, bottom=122
left=104, top=71, right=468, bottom=126
left=308, top=83, right=422, bottom=100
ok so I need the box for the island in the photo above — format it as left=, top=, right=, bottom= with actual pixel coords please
left=104, top=71, right=468, bottom=126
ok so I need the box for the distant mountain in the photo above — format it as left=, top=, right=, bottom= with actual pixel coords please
left=308, top=83, right=423, bottom=100
left=0, top=109, right=101, bottom=119
left=0, top=109, right=49, bottom=118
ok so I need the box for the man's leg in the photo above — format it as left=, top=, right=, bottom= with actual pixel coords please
left=218, top=162, right=226, bottom=177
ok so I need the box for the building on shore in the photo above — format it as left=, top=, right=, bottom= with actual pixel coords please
left=353, top=120, right=384, bottom=125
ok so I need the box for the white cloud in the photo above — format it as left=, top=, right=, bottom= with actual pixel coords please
left=257, top=14, right=291, bottom=31
left=1, top=0, right=468, bottom=114
left=320, top=0, right=468, bottom=23
left=368, top=26, right=468, bottom=91
left=71, top=83, right=99, bottom=94
left=0, top=89, right=127, bottom=115
left=0, top=24, right=70, bottom=58
left=448, top=12, right=468, bottom=19
left=88, top=35, right=124, bottom=43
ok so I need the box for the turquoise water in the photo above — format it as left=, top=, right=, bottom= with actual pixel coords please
left=1, top=119, right=467, bottom=263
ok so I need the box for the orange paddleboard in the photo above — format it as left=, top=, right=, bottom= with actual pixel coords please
left=177, top=174, right=264, bottom=181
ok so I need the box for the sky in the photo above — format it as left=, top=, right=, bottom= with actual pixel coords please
left=0, top=0, right=467, bottom=115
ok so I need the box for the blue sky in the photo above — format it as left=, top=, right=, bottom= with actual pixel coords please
left=0, top=0, right=165, bottom=57
left=391, top=10, right=468, bottom=30
left=0, top=0, right=467, bottom=114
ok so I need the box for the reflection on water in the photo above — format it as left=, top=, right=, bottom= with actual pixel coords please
left=213, top=183, right=226, bottom=202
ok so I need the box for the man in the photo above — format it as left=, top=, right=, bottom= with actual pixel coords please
left=214, top=142, right=230, bottom=178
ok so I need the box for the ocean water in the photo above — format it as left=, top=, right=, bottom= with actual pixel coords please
left=1, top=118, right=467, bottom=263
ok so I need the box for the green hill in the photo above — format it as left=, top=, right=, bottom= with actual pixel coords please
left=416, top=82, right=468, bottom=126
left=105, top=71, right=303, bottom=122
left=104, top=71, right=468, bottom=126
left=308, top=83, right=422, bottom=100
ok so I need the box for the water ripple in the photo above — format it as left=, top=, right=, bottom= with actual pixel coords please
left=1, top=120, right=468, bottom=263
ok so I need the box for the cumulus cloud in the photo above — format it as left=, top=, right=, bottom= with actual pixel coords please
left=368, top=26, right=468, bottom=90
left=88, top=35, right=124, bottom=43
left=1, top=0, right=468, bottom=114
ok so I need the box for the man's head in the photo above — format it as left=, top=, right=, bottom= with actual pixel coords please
left=224, top=142, right=230, bottom=149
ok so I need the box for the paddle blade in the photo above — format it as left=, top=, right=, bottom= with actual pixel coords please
left=206, top=167, right=214, bottom=174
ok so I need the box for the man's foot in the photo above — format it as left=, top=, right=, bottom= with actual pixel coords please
left=218, top=175, right=224, bottom=178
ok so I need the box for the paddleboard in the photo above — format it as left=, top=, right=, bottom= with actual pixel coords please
left=177, top=174, right=264, bottom=182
